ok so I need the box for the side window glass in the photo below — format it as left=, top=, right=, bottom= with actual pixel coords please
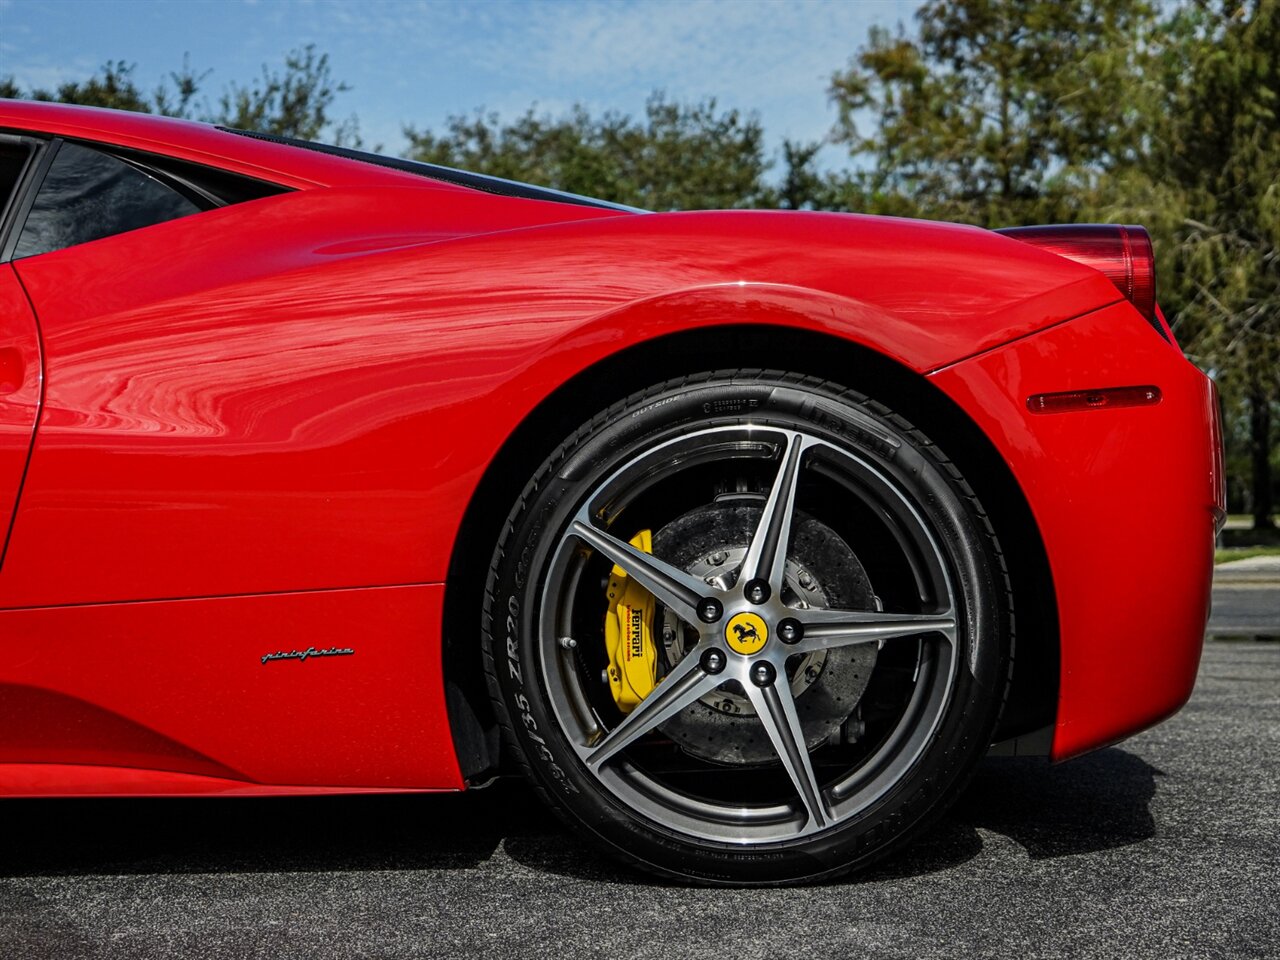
left=13, top=142, right=200, bottom=260
left=0, top=141, right=33, bottom=225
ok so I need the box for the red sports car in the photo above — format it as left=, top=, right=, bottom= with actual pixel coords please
left=0, top=101, right=1223, bottom=884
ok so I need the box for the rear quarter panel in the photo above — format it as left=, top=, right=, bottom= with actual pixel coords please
left=931, top=302, right=1217, bottom=759
left=1, top=197, right=1116, bottom=607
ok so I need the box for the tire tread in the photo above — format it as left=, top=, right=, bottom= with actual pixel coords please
left=479, top=369, right=1014, bottom=885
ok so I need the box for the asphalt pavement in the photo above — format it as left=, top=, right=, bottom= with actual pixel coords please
left=1, top=574, right=1277, bottom=960
left=1208, top=554, right=1280, bottom=636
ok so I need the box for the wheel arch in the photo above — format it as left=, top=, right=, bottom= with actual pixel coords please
left=441, top=323, right=1059, bottom=783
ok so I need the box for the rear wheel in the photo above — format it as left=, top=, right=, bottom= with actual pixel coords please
left=483, top=371, right=1011, bottom=884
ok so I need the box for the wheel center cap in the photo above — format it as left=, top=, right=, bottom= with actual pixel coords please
left=725, top=611, right=768, bottom=655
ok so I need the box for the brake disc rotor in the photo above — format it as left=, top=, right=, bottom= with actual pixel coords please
left=651, top=498, right=879, bottom=765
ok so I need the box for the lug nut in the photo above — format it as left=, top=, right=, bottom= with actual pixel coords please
left=745, top=579, right=771, bottom=604
left=700, top=649, right=727, bottom=675
left=777, top=618, right=803, bottom=645
left=697, top=597, right=723, bottom=623
left=750, top=660, right=777, bottom=687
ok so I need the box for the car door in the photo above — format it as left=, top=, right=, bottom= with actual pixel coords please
left=0, top=136, right=42, bottom=570
left=0, top=138, right=455, bottom=608
left=0, top=136, right=458, bottom=788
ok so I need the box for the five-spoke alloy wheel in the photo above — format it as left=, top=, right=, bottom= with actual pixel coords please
left=484, top=372, right=1011, bottom=884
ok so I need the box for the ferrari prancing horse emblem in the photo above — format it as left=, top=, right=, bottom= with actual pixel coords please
left=725, top=612, right=768, bottom=655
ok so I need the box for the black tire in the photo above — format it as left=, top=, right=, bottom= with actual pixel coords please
left=482, top=370, right=1011, bottom=885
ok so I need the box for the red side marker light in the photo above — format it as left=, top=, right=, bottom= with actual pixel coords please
left=1027, top=385, right=1162, bottom=415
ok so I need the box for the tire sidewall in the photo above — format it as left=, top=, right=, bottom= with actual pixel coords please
left=484, top=373, right=1008, bottom=884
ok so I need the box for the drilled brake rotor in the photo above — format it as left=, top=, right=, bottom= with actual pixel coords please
left=651, top=498, right=879, bottom=765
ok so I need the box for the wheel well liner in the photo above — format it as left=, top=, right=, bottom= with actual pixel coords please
left=441, top=324, right=1059, bottom=781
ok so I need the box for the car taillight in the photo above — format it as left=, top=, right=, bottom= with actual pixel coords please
left=996, top=224, right=1170, bottom=343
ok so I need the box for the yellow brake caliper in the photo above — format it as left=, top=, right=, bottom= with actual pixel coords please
left=603, top=529, right=659, bottom=713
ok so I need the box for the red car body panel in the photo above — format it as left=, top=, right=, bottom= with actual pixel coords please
left=3, top=100, right=441, bottom=191
left=3, top=204, right=1118, bottom=608
left=0, top=265, right=41, bottom=566
left=0, top=584, right=462, bottom=789
left=0, top=765, right=447, bottom=797
left=931, top=301, right=1218, bottom=759
left=0, top=101, right=1219, bottom=794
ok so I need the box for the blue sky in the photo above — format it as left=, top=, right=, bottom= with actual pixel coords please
left=0, top=0, right=918, bottom=171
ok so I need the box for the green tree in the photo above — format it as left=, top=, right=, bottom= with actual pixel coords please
left=405, top=93, right=772, bottom=210
left=216, top=44, right=360, bottom=144
left=776, top=139, right=843, bottom=211
left=1155, top=0, right=1279, bottom=529
left=827, top=0, right=1278, bottom=528
left=826, top=0, right=1161, bottom=227
left=151, top=56, right=211, bottom=120
left=1, top=45, right=360, bottom=145
left=4, top=60, right=154, bottom=113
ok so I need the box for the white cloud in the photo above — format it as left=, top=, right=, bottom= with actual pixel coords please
left=2, top=55, right=100, bottom=93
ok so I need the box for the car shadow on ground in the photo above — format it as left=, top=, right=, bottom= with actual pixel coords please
left=858, top=747, right=1160, bottom=883
left=0, top=748, right=1158, bottom=883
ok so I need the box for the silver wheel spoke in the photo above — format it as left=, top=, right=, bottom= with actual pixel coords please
left=794, top=608, right=955, bottom=655
left=567, top=518, right=706, bottom=622
left=536, top=421, right=966, bottom=847
left=747, top=681, right=828, bottom=832
left=583, top=650, right=722, bottom=770
left=740, top=432, right=809, bottom=592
